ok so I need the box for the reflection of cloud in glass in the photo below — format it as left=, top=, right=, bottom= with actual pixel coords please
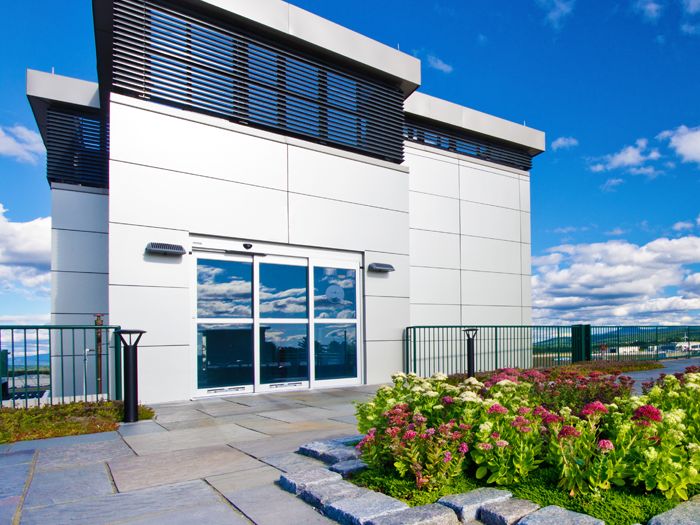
left=260, top=264, right=308, bottom=318
left=197, top=260, right=252, bottom=318
left=314, top=267, right=356, bottom=319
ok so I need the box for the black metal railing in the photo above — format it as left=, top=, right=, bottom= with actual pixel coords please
left=404, top=325, right=700, bottom=377
left=111, top=0, right=406, bottom=163
left=0, top=325, right=122, bottom=408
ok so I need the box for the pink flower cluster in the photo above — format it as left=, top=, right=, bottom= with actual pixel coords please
left=597, top=439, right=614, bottom=452
left=557, top=425, right=582, bottom=440
left=580, top=401, right=608, bottom=418
left=487, top=403, right=509, bottom=415
left=632, top=404, right=663, bottom=426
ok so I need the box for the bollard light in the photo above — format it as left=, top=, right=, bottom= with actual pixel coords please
left=116, top=329, right=146, bottom=423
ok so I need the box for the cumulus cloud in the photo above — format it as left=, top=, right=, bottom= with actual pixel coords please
left=681, top=22, right=700, bottom=34
left=426, top=54, right=454, bottom=74
left=536, top=0, right=576, bottom=29
left=533, top=235, right=700, bottom=324
left=658, top=125, right=700, bottom=165
left=634, top=0, right=663, bottom=21
left=590, top=138, right=661, bottom=175
left=0, top=125, right=45, bottom=164
left=551, top=136, right=579, bottom=151
left=672, top=221, right=694, bottom=231
left=0, top=204, right=51, bottom=304
left=605, top=227, right=627, bottom=236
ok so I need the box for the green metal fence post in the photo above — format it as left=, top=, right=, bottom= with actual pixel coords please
left=114, top=327, right=123, bottom=401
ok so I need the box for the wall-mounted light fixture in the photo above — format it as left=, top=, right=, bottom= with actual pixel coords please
left=367, top=263, right=395, bottom=273
left=145, top=242, right=186, bottom=256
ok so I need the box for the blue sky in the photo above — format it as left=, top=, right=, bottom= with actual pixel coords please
left=1, top=0, right=700, bottom=325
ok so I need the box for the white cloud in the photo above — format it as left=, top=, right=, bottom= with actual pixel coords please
left=426, top=54, right=454, bottom=74
left=551, top=136, right=579, bottom=151
left=590, top=138, right=661, bottom=175
left=0, top=125, right=45, bottom=164
left=673, top=221, right=694, bottom=231
left=682, top=0, right=700, bottom=14
left=533, top=235, right=700, bottom=324
left=658, top=125, right=700, bottom=164
left=536, top=0, right=576, bottom=29
left=605, top=227, right=627, bottom=236
left=634, top=0, right=663, bottom=21
left=681, top=23, right=700, bottom=34
left=600, top=178, right=624, bottom=192
left=0, top=204, right=51, bottom=305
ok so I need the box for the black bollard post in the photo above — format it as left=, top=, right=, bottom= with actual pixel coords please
left=116, top=329, right=146, bottom=423
left=462, top=328, right=479, bottom=378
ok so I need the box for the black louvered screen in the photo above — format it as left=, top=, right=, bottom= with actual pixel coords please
left=404, top=117, right=534, bottom=171
left=46, top=108, right=109, bottom=188
left=111, top=0, right=405, bottom=163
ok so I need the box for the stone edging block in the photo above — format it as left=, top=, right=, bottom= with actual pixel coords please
left=479, top=498, right=540, bottom=525
left=278, top=467, right=342, bottom=495
left=518, top=505, right=605, bottom=525
left=437, top=487, right=512, bottom=521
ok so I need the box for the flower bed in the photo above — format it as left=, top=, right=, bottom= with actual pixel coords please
left=353, top=366, right=700, bottom=525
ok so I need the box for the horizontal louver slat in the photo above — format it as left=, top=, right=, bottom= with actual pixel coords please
left=46, top=109, right=109, bottom=188
left=404, top=117, right=534, bottom=171
left=111, top=0, right=405, bottom=163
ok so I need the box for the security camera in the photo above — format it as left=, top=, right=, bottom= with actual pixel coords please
left=243, top=243, right=253, bottom=250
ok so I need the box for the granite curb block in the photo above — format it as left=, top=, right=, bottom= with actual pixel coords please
left=300, top=480, right=370, bottom=507
left=330, top=459, right=368, bottom=477
left=278, top=468, right=342, bottom=495
left=518, top=505, right=605, bottom=525
left=437, top=488, right=513, bottom=521
left=298, top=440, right=360, bottom=464
left=365, top=503, right=460, bottom=525
left=647, top=494, right=700, bottom=525
left=324, top=491, right=409, bottom=525
left=478, top=498, right=540, bottom=525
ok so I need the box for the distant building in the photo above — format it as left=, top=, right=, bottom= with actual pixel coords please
left=27, top=0, right=544, bottom=403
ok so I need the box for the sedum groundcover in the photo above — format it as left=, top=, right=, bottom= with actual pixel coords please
left=351, top=365, right=700, bottom=525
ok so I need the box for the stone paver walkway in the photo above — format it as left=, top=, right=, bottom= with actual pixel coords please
left=1, top=358, right=697, bottom=524
left=0, top=385, right=378, bottom=524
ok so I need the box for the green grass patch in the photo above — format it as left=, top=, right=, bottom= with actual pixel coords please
left=0, top=401, right=154, bottom=444
left=352, top=467, right=689, bottom=525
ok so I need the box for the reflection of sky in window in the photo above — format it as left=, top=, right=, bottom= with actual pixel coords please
left=315, top=324, right=356, bottom=347
left=197, top=260, right=252, bottom=318
left=314, top=267, right=356, bottom=319
left=261, top=324, right=308, bottom=348
left=260, top=264, right=307, bottom=319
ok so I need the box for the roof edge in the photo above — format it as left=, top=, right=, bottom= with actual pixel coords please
left=404, top=91, right=545, bottom=154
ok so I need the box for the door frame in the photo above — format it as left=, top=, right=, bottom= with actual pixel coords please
left=190, top=238, right=363, bottom=398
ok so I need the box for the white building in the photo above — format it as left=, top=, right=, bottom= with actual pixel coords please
left=28, top=0, right=544, bottom=403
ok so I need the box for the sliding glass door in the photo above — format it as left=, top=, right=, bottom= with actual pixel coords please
left=195, top=249, right=361, bottom=395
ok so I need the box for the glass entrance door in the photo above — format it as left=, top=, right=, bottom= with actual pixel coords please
left=194, top=248, right=361, bottom=396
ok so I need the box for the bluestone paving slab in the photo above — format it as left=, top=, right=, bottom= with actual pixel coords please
left=261, top=406, right=337, bottom=423
left=151, top=408, right=212, bottom=425
left=0, top=496, right=20, bottom=524
left=324, top=491, right=409, bottom=525
left=438, top=488, right=512, bottom=521
left=260, top=451, right=326, bottom=472
left=109, top=444, right=263, bottom=492
left=24, top=462, right=114, bottom=508
left=648, top=494, right=700, bottom=525
left=0, top=449, right=35, bottom=467
left=117, top=420, right=167, bottom=437
left=300, top=479, right=369, bottom=507
left=113, top=502, right=251, bottom=525
left=479, top=498, right=540, bottom=525
left=0, top=463, right=32, bottom=499
left=8, top=430, right=119, bottom=451
left=224, top=483, right=335, bottom=525
left=230, top=414, right=353, bottom=436
left=206, top=465, right=282, bottom=492
left=19, top=479, right=222, bottom=525
left=331, top=414, right=359, bottom=425
left=35, top=438, right=134, bottom=471
left=231, top=426, right=356, bottom=458
left=518, top=505, right=604, bottom=525
left=122, top=422, right=268, bottom=455
left=366, top=503, right=460, bottom=525
left=278, top=467, right=343, bottom=494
